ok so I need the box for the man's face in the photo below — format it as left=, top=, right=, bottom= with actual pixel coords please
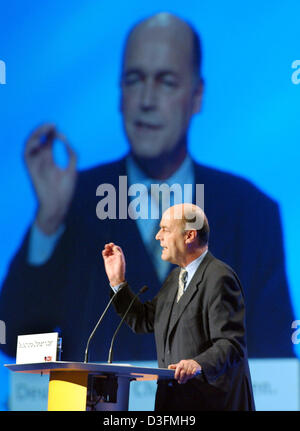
left=120, top=26, right=202, bottom=159
left=155, top=208, right=186, bottom=265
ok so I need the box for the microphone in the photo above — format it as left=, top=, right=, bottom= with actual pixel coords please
left=107, top=285, right=148, bottom=364
left=84, top=284, right=124, bottom=363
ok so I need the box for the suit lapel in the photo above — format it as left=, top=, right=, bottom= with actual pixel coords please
left=159, top=268, right=180, bottom=349
left=166, top=252, right=214, bottom=338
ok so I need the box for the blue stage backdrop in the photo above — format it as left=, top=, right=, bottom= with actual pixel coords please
left=0, top=0, right=299, bottom=411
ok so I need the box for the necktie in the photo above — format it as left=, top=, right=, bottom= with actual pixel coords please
left=177, top=268, right=188, bottom=302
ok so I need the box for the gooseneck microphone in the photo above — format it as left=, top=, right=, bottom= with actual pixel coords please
left=84, top=285, right=124, bottom=363
left=107, top=285, right=148, bottom=364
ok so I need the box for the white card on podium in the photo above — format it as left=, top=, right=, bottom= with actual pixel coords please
left=16, top=332, right=59, bottom=364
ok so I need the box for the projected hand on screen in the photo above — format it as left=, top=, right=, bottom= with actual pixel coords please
left=24, top=123, right=77, bottom=235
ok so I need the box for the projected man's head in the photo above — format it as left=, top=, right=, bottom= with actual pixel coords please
left=120, top=12, right=203, bottom=164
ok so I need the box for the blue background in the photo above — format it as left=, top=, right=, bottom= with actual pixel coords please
left=0, top=0, right=299, bottom=410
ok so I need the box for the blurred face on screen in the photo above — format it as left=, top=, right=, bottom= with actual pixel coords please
left=120, top=17, right=202, bottom=160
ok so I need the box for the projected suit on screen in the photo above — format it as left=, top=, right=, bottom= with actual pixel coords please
left=0, top=12, right=294, bottom=362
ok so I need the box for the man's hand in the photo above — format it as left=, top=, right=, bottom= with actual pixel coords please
left=168, top=359, right=201, bottom=384
left=102, top=243, right=126, bottom=287
left=24, top=123, right=77, bottom=235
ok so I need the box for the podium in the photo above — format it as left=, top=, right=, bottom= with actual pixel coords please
left=5, top=361, right=174, bottom=411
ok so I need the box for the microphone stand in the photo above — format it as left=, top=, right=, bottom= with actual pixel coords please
left=107, top=285, right=148, bottom=364
left=84, top=286, right=123, bottom=363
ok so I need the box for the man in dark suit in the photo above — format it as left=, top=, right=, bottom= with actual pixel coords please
left=0, top=12, right=294, bottom=362
left=102, top=204, right=255, bottom=410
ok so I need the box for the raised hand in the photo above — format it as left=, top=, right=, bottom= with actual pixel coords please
left=24, top=123, right=77, bottom=234
left=102, top=243, right=126, bottom=287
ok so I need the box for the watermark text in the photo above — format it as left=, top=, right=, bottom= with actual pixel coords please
left=0, top=60, right=6, bottom=85
left=0, top=320, right=6, bottom=344
left=291, top=320, right=300, bottom=344
left=291, top=60, right=300, bottom=84
left=96, top=177, right=205, bottom=230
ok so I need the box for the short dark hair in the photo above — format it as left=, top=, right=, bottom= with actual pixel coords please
left=182, top=211, right=209, bottom=246
left=190, top=25, right=203, bottom=82
left=196, top=216, right=209, bottom=246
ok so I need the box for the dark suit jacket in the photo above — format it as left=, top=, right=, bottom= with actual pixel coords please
left=112, top=252, right=255, bottom=411
left=0, top=156, right=294, bottom=361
